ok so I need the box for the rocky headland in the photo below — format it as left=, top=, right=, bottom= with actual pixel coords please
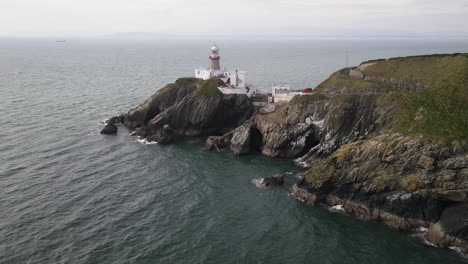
left=105, top=53, right=468, bottom=254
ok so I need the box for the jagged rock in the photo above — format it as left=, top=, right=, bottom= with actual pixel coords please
left=139, top=93, right=252, bottom=138
left=442, top=155, right=468, bottom=170
left=107, top=115, right=124, bottom=125
left=439, top=203, right=468, bottom=241
left=100, top=124, right=117, bottom=135
left=417, top=154, right=435, bottom=170
left=294, top=133, right=468, bottom=252
left=230, top=123, right=253, bottom=155
left=426, top=203, right=468, bottom=253
left=205, top=133, right=233, bottom=151
left=261, top=174, right=285, bottom=186
left=123, top=77, right=202, bottom=129
left=292, top=184, right=317, bottom=205
left=228, top=92, right=385, bottom=159
left=117, top=78, right=254, bottom=143
left=150, top=124, right=174, bottom=144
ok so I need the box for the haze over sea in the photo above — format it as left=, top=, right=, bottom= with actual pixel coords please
left=1, top=38, right=468, bottom=264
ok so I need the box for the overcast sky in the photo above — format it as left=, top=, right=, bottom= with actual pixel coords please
left=1, top=0, right=467, bottom=39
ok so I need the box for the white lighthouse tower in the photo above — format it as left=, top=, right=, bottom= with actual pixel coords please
left=209, top=45, right=221, bottom=70
left=195, top=45, right=253, bottom=97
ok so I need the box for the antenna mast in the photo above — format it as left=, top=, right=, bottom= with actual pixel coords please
left=346, top=48, right=349, bottom=68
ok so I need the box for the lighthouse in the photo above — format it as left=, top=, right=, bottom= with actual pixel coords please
left=194, top=45, right=252, bottom=97
left=209, top=45, right=221, bottom=70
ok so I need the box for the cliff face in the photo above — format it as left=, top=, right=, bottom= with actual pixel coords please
left=212, top=92, right=395, bottom=161
left=123, top=78, right=201, bottom=129
left=119, top=77, right=254, bottom=143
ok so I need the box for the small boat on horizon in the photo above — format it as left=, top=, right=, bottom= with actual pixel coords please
left=56, top=40, right=67, bottom=43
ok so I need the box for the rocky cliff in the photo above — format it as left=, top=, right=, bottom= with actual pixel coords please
left=111, top=77, right=254, bottom=144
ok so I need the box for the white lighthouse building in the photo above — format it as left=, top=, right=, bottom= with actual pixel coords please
left=195, top=45, right=253, bottom=97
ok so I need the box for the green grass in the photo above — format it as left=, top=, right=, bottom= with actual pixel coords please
left=369, top=55, right=468, bottom=141
left=360, top=53, right=468, bottom=65
left=315, top=71, right=375, bottom=92
left=395, top=69, right=468, bottom=141
left=175, top=77, right=204, bottom=90
left=361, top=54, right=468, bottom=86
left=316, top=53, right=468, bottom=141
left=290, top=93, right=329, bottom=105
left=195, top=78, right=224, bottom=97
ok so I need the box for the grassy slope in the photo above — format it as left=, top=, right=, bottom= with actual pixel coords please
left=315, top=71, right=375, bottom=92
left=361, top=54, right=468, bottom=86
left=368, top=54, right=468, bottom=141
left=395, top=65, right=468, bottom=141
left=317, top=54, right=468, bottom=141
left=195, top=78, right=224, bottom=97
left=289, top=93, right=328, bottom=105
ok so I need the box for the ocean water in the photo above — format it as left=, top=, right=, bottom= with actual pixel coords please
left=1, top=38, right=468, bottom=264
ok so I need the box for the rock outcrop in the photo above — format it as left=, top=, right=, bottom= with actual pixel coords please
left=100, top=124, right=117, bottom=135
left=292, top=134, right=468, bottom=253
left=123, top=78, right=201, bottom=129
left=115, top=77, right=254, bottom=143
left=211, top=93, right=394, bottom=160
left=100, top=115, right=124, bottom=135
left=261, top=174, right=285, bottom=186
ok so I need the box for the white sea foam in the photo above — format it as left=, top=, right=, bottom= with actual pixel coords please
left=422, top=237, right=438, bottom=247
left=419, top=233, right=468, bottom=257
left=294, top=158, right=310, bottom=168
left=449, top=246, right=465, bottom=255
left=416, top=227, right=428, bottom=233
left=137, top=138, right=157, bottom=145
left=252, top=178, right=265, bottom=188
left=330, top=204, right=345, bottom=212
left=295, top=173, right=304, bottom=180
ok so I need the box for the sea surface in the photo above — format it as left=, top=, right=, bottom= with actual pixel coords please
left=1, top=38, right=468, bottom=264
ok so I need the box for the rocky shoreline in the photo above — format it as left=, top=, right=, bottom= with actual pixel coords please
left=103, top=53, right=468, bottom=255
left=291, top=132, right=468, bottom=254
